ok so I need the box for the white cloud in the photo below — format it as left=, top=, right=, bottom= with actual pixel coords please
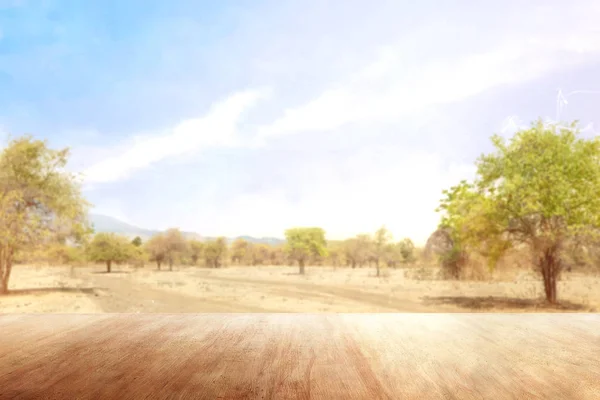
left=257, top=27, right=600, bottom=140
left=75, top=1, right=600, bottom=242
left=82, top=89, right=267, bottom=184
left=181, top=151, right=476, bottom=245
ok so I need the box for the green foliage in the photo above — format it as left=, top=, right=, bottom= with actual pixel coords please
left=0, top=136, right=90, bottom=292
left=46, top=243, right=87, bottom=266
left=204, top=237, right=227, bottom=268
left=163, top=228, right=187, bottom=270
left=131, top=236, right=142, bottom=247
left=87, top=233, right=135, bottom=272
left=398, top=238, right=416, bottom=263
left=372, top=226, right=392, bottom=275
left=231, top=238, right=249, bottom=264
left=343, top=234, right=372, bottom=268
left=187, top=239, right=204, bottom=265
left=145, top=233, right=167, bottom=269
left=326, top=240, right=345, bottom=267
left=437, top=120, right=600, bottom=302
left=284, top=227, right=327, bottom=273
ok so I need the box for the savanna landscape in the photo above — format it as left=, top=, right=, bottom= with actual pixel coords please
left=3, top=3, right=600, bottom=398
left=1, top=120, right=600, bottom=315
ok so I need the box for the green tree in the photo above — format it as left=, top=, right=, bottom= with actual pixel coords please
left=188, top=239, right=204, bottom=265
left=326, top=240, right=344, bottom=267
left=343, top=234, right=371, bottom=268
left=146, top=233, right=167, bottom=270
left=231, top=238, right=249, bottom=264
left=87, top=233, right=135, bottom=273
left=373, top=226, right=392, bottom=276
left=268, top=244, right=286, bottom=266
left=284, top=227, right=327, bottom=274
left=398, top=238, right=416, bottom=264
left=131, top=236, right=143, bottom=247
left=163, top=228, right=187, bottom=270
left=0, top=137, right=90, bottom=293
left=46, top=243, right=86, bottom=266
left=204, top=237, right=227, bottom=268
left=437, top=120, right=600, bottom=304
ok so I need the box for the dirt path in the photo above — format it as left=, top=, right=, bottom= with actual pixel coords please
left=0, top=314, right=598, bottom=399
left=174, top=270, right=434, bottom=312
left=85, top=271, right=282, bottom=313
left=82, top=268, right=434, bottom=313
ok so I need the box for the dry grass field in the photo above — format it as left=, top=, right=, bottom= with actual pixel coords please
left=1, top=264, right=599, bottom=313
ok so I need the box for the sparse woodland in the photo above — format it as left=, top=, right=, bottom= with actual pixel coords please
left=2, top=120, right=600, bottom=305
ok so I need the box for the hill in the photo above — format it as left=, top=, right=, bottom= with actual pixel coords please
left=88, top=213, right=284, bottom=245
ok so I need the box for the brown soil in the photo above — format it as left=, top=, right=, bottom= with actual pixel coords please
left=1, top=264, right=598, bottom=313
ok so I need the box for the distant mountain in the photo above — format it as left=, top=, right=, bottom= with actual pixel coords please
left=88, top=213, right=284, bottom=245
left=89, top=214, right=158, bottom=238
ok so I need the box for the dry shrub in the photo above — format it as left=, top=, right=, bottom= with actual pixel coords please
left=404, top=266, right=438, bottom=280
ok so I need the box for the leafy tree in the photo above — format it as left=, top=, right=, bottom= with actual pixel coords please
left=163, top=228, right=187, bottom=270
left=398, top=238, right=416, bottom=264
left=373, top=226, right=392, bottom=276
left=204, top=237, right=227, bottom=268
left=87, top=233, right=135, bottom=273
left=188, top=239, right=204, bottom=265
left=46, top=243, right=86, bottom=266
left=284, top=227, right=327, bottom=274
left=268, top=245, right=286, bottom=266
left=382, top=243, right=401, bottom=268
left=146, top=233, right=167, bottom=270
left=437, top=120, right=600, bottom=304
left=326, top=240, right=344, bottom=267
left=0, top=137, right=90, bottom=293
left=231, top=238, right=249, bottom=264
left=247, top=243, right=271, bottom=266
left=131, top=236, right=143, bottom=247
left=343, top=234, right=371, bottom=268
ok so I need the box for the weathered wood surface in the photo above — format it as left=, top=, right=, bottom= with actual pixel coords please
left=0, top=314, right=599, bottom=399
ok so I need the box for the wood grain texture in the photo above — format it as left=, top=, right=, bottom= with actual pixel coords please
left=0, top=314, right=599, bottom=399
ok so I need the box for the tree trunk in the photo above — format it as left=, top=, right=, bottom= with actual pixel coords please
left=106, top=260, right=112, bottom=273
left=375, top=260, right=380, bottom=277
left=169, top=259, right=173, bottom=271
left=0, top=246, right=13, bottom=294
left=539, top=247, right=560, bottom=304
left=157, top=261, right=161, bottom=270
left=299, top=259, right=305, bottom=275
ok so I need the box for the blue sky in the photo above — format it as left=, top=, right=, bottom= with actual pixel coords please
left=1, top=0, right=600, bottom=244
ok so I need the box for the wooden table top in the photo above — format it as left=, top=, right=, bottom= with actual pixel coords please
left=0, top=314, right=598, bottom=399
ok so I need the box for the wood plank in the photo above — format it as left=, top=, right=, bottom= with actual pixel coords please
left=0, top=314, right=598, bottom=399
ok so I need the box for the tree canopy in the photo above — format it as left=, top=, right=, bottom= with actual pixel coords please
left=0, top=137, right=90, bottom=292
left=437, top=120, right=600, bottom=303
left=284, top=227, right=327, bottom=274
left=86, top=233, right=135, bottom=273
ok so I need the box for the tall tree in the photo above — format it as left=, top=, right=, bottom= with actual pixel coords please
left=343, top=234, right=371, bottom=268
left=86, top=233, right=135, bottom=273
left=231, top=238, right=249, bottom=265
left=284, top=227, right=327, bottom=274
left=398, top=238, right=416, bottom=264
left=163, top=228, right=187, bottom=271
left=437, top=120, right=600, bottom=304
left=187, top=239, right=204, bottom=266
left=204, top=237, right=227, bottom=268
left=0, top=137, right=90, bottom=293
left=146, top=234, right=167, bottom=270
left=131, top=236, right=142, bottom=247
left=373, top=226, right=392, bottom=276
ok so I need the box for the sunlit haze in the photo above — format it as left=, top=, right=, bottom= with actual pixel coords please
left=2, top=0, right=600, bottom=244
